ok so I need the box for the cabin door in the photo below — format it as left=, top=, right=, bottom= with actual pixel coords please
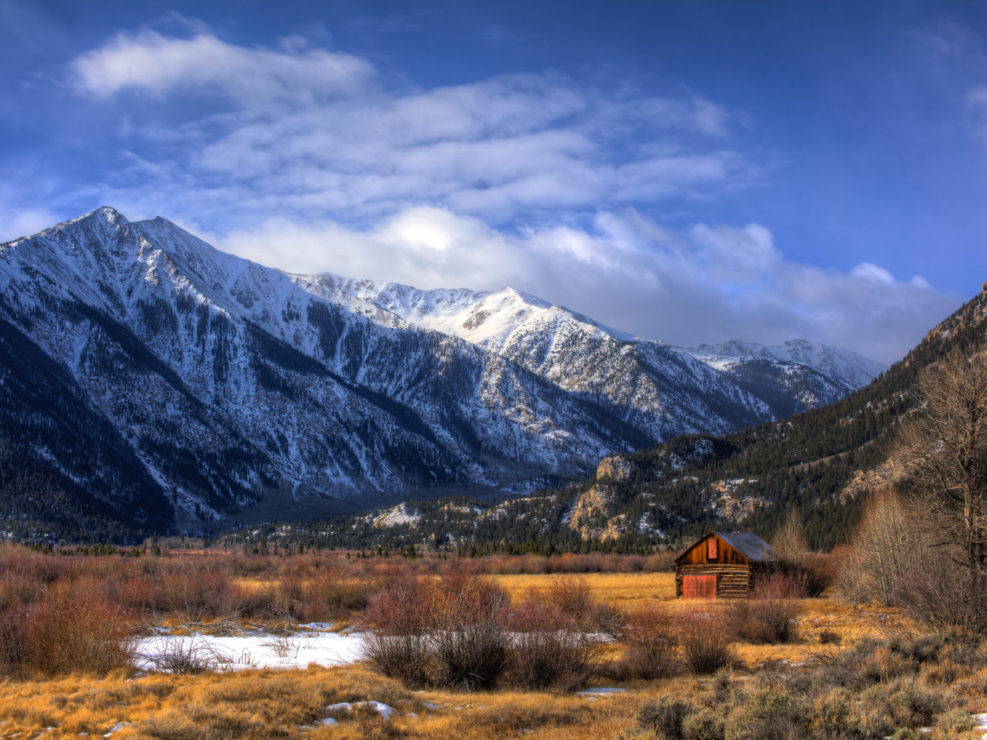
left=682, top=574, right=718, bottom=599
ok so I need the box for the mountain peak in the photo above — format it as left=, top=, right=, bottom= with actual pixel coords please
left=690, top=338, right=885, bottom=389
left=65, top=206, right=128, bottom=230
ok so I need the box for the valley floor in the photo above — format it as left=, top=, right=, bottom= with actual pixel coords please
left=2, top=572, right=986, bottom=739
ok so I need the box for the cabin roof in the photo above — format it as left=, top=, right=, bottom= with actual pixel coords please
left=675, top=531, right=778, bottom=563
left=714, top=532, right=776, bottom=562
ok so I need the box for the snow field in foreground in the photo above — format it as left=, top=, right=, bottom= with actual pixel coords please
left=133, top=630, right=368, bottom=672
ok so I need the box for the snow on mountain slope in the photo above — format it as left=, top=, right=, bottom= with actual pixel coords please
left=0, top=208, right=655, bottom=535
left=337, top=279, right=879, bottom=436
left=691, top=339, right=885, bottom=389
left=0, top=208, right=884, bottom=539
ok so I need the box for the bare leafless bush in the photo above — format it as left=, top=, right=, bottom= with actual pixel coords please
left=796, top=552, right=836, bottom=596
left=505, top=594, right=596, bottom=691
left=676, top=607, right=734, bottom=674
left=431, top=567, right=510, bottom=691
left=308, top=571, right=373, bottom=615
left=363, top=632, right=435, bottom=687
left=893, top=548, right=987, bottom=631
left=614, top=605, right=678, bottom=679
left=527, top=575, right=620, bottom=634
left=727, top=573, right=803, bottom=644
left=433, top=619, right=509, bottom=691
left=25, top=581, right=134, bottom=675
left=158, top=563, right=244, bottom=621
left=0, top=603, right=30, bottom=671
left=361, top=573, right=438, bottom=635
left=140, top=636, right=229, bottom=674
left=363, top=567, right=591, bottom=691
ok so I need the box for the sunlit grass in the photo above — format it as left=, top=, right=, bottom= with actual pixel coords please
left=0, top=560, right=967, bottom=738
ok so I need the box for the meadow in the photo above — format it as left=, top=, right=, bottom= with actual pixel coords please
left=0, top=545, right=985, bottom=739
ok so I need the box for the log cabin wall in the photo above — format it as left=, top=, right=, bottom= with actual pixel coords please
left=674, top=532, right=779, bottom=598
left=676, top=563, right=751, bottom=598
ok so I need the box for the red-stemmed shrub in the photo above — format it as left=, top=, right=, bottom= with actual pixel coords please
left=676, top=607, right=734, bottom=674
left=505, top=594, right=596, bottom=690
left=24, top=581, right=134, bottom=675
left=728, top=573, right=803, bottom=644
left=616, top=605, right=678, bottom=679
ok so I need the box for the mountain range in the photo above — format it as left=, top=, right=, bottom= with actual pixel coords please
left=247, top=281, right=986, bottom=555
left=0, top=208, right=883, bottom=541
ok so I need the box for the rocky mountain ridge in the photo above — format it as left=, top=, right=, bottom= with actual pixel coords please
left=0, top=208, right=884, bottom=541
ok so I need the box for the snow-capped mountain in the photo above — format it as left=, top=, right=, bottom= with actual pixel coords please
left=339, top=280, right=883, bottom=436
left=691, top=339, right=884, bottom=390
left=688, top=340, right=884, bottom=418
left=0, top=209, right=883, bottom=539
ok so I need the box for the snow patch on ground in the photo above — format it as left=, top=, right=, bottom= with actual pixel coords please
left=134, top=630, right=368, bottom=672
left=326, top=701, right=395, bottom=722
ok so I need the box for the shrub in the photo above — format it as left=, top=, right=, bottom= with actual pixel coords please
left=506, top=595, right=595, bottom=691
left=796, top=553, right=836, bottom=596
left=431, top=570, right=510, bottom=690
left=540, top=577, right=593, bottom=622
left=433, top=619, right=508, bottom=691
left=808, top=688, right=860, bottom=738
left=530, top=575, right=621, bottom=634
left=936, top=708, right=977, bottom=734
left=140, top=636, right=226, bottom=674
left=682, top=707, right=725, bottom=740
left=723, top=687, right=808, bottom=740
left=618, top=605, right=678, bottom=679
left=638, top=696, right=691, bottom=739
left=887, top=679, right=942, bottom=728
left=676, top=608, right=734, bottom=674
left=363, top=633, right=435, bottom=688
left=0, top=568, right=47, bottom=612
left=158, top=563, right=243, bottom=621
left=0, top=603, right=30, bottom=671
left=727, top=574, right=802, bottom=644
left=362, top=573, right=438, bottom=635
left=25, top=582, right=133, bottom=675
left=309, top=572, right=373, bottom=616
left=362, top=569, right=512, bottom=691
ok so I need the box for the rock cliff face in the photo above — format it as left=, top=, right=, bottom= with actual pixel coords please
left=0, top=208, right=883, bottom=539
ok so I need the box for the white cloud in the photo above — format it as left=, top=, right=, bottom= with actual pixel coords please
left=53, top=22, right=959, bottom=365
left=214, top=207, right=956, bottom=364
left=72, top=30, right=375, bottom=104
left=68, top=27, right=745, bottom=226
left=0, top=206, right=60, bottom=242
left=851, top=262, right=895, bottom=284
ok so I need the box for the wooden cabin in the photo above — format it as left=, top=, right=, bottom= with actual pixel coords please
left=675, top=531, right=779, bottom=599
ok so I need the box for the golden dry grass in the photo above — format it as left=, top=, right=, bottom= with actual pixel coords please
left=0, top=570, right=956, bottom=739
left=496, top=572, right=922, bottom=666
left=494, top=571, right=676, bottom=609
left=0, top=663, right=711, bottom=739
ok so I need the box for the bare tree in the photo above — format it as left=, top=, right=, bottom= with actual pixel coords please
left=838, top=488, right=918, bottom=606
left=897, top=349, right=987, bottom=630
left=771, top=507, right=809, bottom=563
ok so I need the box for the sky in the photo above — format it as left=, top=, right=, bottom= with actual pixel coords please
left=2, top=1, right=986, bottom=364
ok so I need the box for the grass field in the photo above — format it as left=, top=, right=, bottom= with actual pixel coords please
left=3, top=567, right=983, bottom=739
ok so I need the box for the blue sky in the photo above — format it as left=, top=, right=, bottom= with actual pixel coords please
left=2, top=0, right=985, bottom=363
